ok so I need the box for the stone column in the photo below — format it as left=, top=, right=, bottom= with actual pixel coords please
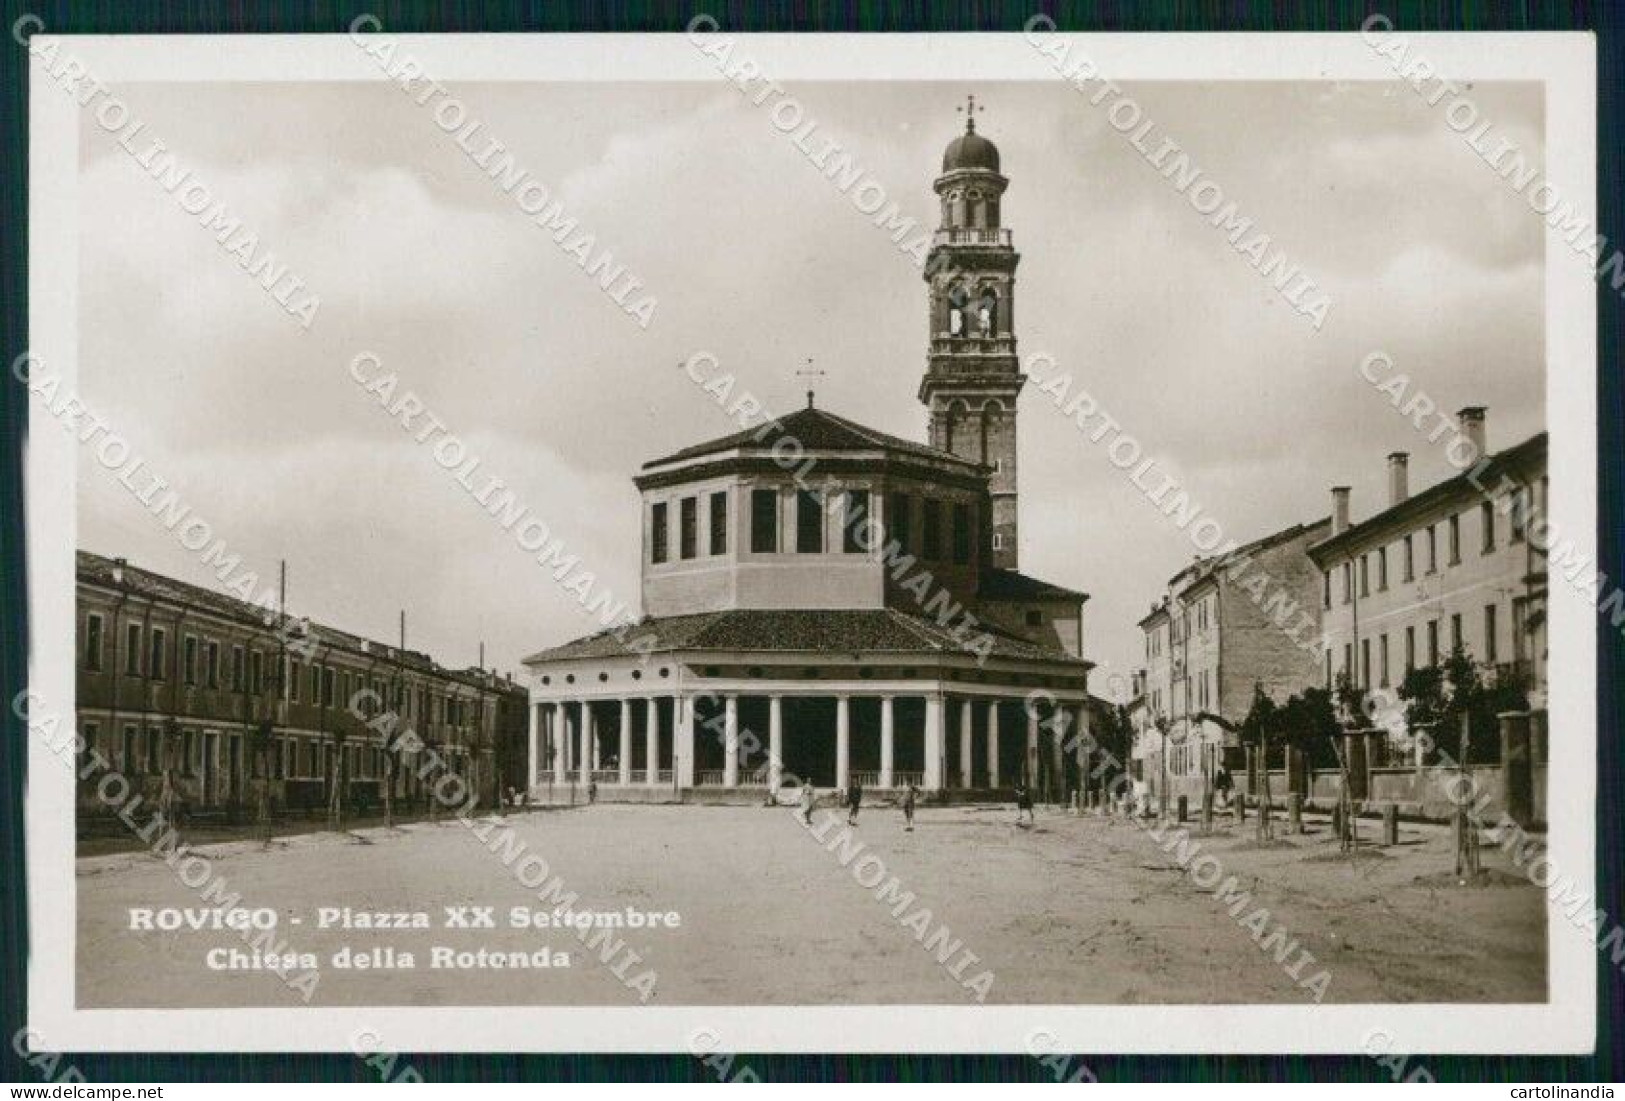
left=835, top=694, right=851, bottom=790
left=879, top=695, right=895, bottom=788
left=1052, top=706, right=1069, bottom=802
left=986, top=700, right=1000, bottom=788
left=723, top=694, right=740, bottom=788
left=923, top=694, right=944, bottom=791
left=768, top=695, right=784, bottom=791
left=527, top=702, right=542, bottom=789
left=579, top=703, right=593, bottom=785
left=1026, top=704, right=1040, bottom=787
left=676, top=695, right=696, bottom=788
left=645, top=697, right=660, bottom=785
left=959, top=698, right=974, bottom=788
left=618, top=699, right=632, bottom=786
left=553, top=701, right=568, bottom=785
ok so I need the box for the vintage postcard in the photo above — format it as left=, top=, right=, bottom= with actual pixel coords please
left=20, top=27, right=1598, bottom=1055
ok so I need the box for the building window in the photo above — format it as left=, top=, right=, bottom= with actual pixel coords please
left=125, top=623, right=142, bottom=676
left=922, top=500, right=943, bottom=560
left=182, top=730, right=195, bottom=776
left=1360, top=638, right=1371, bottom=689
left=1025, top=610, right=1044, bottom=627
left=147, top=726, right=160, bottom=773
left=1341, top=562, right=1352, bottom=605
left=122, top=724, right=139, bottom=772
left=1485, top=603, right=1499, bottom=663
left=751, top=489, right=778, bottom=553
left=147, top=628, right=166, bottom=681
left=183, top=635, right=198, bottom=686
left=206, top=641, right=219, bottom=688
left=1426, top=524, right=1438, bottom=573
left=249, top=650, right=263, bottom=695
left=1322, top=572, right=1330, bottom=609
left=1405, top=625, right=1416, bottom=672
left=1379, top=634, right=1390, bottom=688
left=1448, top=513, right=1461, bottom=565
left=843, top=489, right=871, bottom=554
left=1427, top=620, right=1439, bottom=666
left=709, top=491, right=728, bottom=556
left=1511, top=488, right=1529, bottom=543
left=679, top=496, right=698, bottom=560
left=1359, top=554, right=1369, bottom=597
left=1403, top=534, right=1415, bottom=582
left=1450, top=613, right=1463, bottom=654
left=1481, top=501, right=1495, bottom=553
left=951, top=502, right=971, bottom=564
left=84, top=614, right=103, bottom=672
left=1342, top=643, right=1352, bottom=679
left=795, top=490, right=824, bottom=553
left=231, top=645, right=245, bottom=691
left=888, top=493, right=911, bottom=553
left=1377, top=547, right=1388, bottom=591
left=289, top=659, right=301, bottom=702
left=322, top=666, right=335, bottom=707
left=650, top=501, right=669, bottom=564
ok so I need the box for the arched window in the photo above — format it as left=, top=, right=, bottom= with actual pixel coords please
left=976, top=288, right=998, bottom=336
left=944, top=400, right=968, bottom=453
left=980, top=400, right=1003, bottom=465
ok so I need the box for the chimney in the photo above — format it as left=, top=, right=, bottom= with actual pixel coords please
left=1457, top=406, right=1487, bottom=460
left=1331, top=486, right=1351, bottom=536
left=1387, top=452, right=1409, bottom=506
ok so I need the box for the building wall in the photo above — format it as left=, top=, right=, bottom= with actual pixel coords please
left=1213, top=521, right=1330, bottom=724
left=75, top=561, right=518, bottom=822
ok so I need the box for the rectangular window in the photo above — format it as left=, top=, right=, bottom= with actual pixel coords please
left=922, top=499, right=943, bottom=560
left=1480, top=501, right=1495, bottom=553
left=206, top=641, right=219, bottom=688
left=122, top=724, right=138, bottom=771
left=1342, top=643, right=1352, bottom=679
left=183, top=730, right=195, bottom=777
left=125, top=623, right=142, bottom=676
left=951, top=502, right=971, bottom=564
left=1359, top=554, right=1369, bottom=598
left=1379, top=634, right=1390, bottom=688
left=147, top=726, right=160, bottom=773
left=149, top=628, right=166, bottom=681
left=1427, top=620, right=1440, bottom=666
left=231, top=645, right=245, bottom=691
left=650, top=501, right=669, bottom=564
left=183, top=635, right=198, bottom=686
left=1485, top=603, right=1499, bottom=663
left=888, top=493, right=911, bottom=553
left=1403, top=534, right=1415, bottom=582
left=1405, top=625, right=1416, bottom=672
left=679, top=496, right=698, bottom=560
left=289, top=659, right=301, bottom=702
left=322, top=666, right=335, bottom=707
left=1426, top=525, right=1438, bottom=573
left=309, top=665, right=321, bottom=703
left=709, top=491, right=728, bottom=556
left=1450, top=613, right=1463, bottom=653
left=796, top=490, right=824, bottom=553
left=249, top=650, right=263, bottom=695
left=1361, top=639, right=1371, bottom=689
left=1377, top=547, right=1388, bottom=591
left=1341, top=562, right=1352, bottom=605
left=750, top=489, right=778, bottom=553
left=1448, top=513, right=1461, bottom=564
left=843, top=490, right=871, bottom=554
left=1511, top=488, right=1529, bottom=543
left=85, top=614, right=104, bottom=672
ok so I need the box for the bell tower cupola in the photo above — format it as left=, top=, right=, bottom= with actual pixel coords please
left=919, top=96, right=1025, bottom=570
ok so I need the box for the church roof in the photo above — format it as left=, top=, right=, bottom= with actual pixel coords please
left=523, top=607, right=1085, bottom=666
left=942, top=128, right=1001, bottom=174
left=978, top=568, right=1089, bottom=603
left=641, top=404, right=984, bottom=472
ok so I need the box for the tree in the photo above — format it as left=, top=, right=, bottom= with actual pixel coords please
left=1237, top=685, right=1281, bottom=840
left=1330, top=673, right=1367, bottom=854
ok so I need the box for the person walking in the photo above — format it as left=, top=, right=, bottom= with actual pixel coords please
left=799, top=783, right=816, bottom=824
left=1214, top=765, right=1234, bottom=811
left=846, top=778, right=864, bottom=826
left=902, top=781, right=918, bottom=832
left=1015, top=783, right=1035, bottom=826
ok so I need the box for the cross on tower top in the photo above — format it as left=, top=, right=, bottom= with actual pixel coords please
left=795, top=358, right=825, bottom=409
left=957, top=93, right=983, bottom=133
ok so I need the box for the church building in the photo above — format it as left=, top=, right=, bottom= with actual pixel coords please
left=522, top=108, right=1094, bottom=800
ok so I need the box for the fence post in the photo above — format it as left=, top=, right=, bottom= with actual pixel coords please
left=1383, top=803, right=1399, bottom=846
left=1177, top=794, right=1188, bottom=824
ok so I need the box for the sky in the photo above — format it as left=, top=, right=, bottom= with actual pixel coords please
left=76, top=78, right=1545, bottom=698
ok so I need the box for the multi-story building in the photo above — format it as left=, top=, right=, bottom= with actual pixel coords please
left=1135, top=517, right=1330, bottom=809
left=1306, top=409, right=1548, bottom=754
left=75, top=550, right=525, bottom=826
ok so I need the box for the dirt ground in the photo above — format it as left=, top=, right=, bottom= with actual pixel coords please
left=76, top=802, right=1545, bottom=1008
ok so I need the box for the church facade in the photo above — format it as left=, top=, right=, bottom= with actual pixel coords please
left=521, top=111, right=1095, bottom=801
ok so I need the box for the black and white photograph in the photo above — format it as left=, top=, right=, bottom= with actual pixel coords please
left=11, top=20, right=1608, bottom=1068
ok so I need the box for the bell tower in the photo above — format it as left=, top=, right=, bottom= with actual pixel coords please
left=919, top=96, right=1025, bottom=570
